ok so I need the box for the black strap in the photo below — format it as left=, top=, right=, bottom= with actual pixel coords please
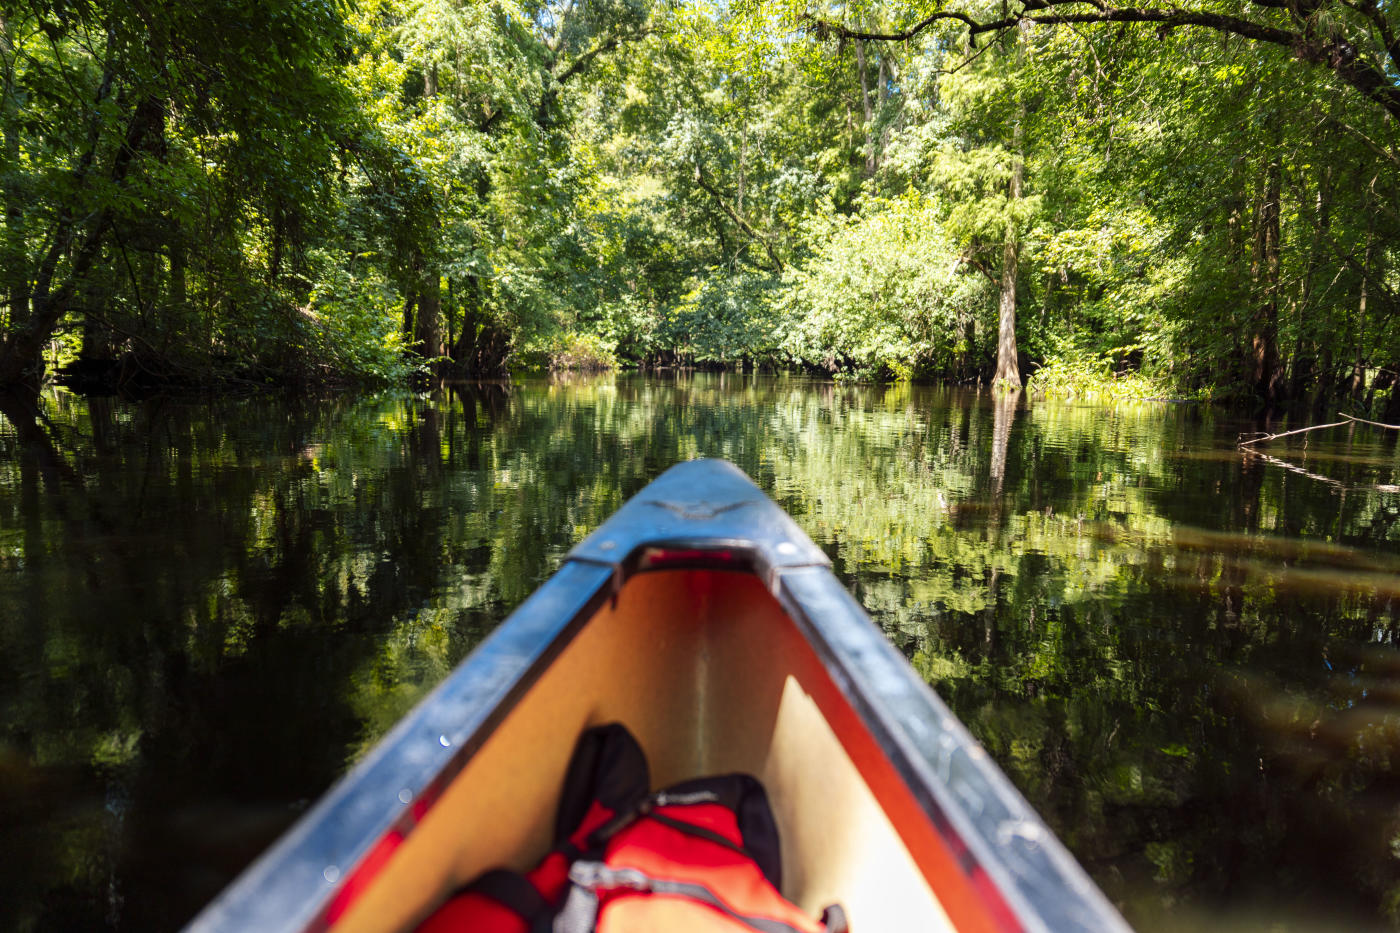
left=555, top=862, right=812, bottom=933
left=463, top=869, right=551, bottom=920
left=647, top=811, right=751, bottom=859
left=654, top=775, right=783, bottom=889
left=585, top=789, right=723, bottom=849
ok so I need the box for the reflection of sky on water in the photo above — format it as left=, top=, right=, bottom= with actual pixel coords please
left=1, top=376, right=1398, bottom=931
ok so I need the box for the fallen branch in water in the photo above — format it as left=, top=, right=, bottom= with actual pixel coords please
left=1238, top=412, right=1400, bottom=447
left=1238, top=419, right=1350, bottom=447
left=1243, top=448, right=1400, bottom=493
left=1245, top=448, right=1341, bottom=489
left=1340, top=413, right=1400, bottom=431
left=1238, top=412, right=1400, bottom=492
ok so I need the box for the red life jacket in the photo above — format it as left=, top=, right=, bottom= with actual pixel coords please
left=416, top=725, right=847, bottom=933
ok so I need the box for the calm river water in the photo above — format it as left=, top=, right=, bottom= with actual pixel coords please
left=3, top=375, right=1400, bottom=932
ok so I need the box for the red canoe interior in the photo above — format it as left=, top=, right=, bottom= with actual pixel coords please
left=326, top=568, right=1019, bottom=933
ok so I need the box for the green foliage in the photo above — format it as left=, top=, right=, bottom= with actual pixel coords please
left=0, top=0, right=384, bottom=385
left=303, top=250, right=417, bottom=385
left=665, top=272, right=784, bottom=365
left=1, top=0, right=1396, bottom=404
left=782, top=195, right=990, bottom=379
left=1026, top=336, right=1199, bottom=401
left=536, top=332, right=619, bottom=372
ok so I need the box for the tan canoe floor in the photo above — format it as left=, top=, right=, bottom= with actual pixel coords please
left=333, top=569, right=1004, bottom=933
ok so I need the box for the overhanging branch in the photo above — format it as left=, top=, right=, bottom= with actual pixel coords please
left=692, top=165, right=784, bottom=272
left=803, top=1, right=1400, bottom=122
left=537, top=27, right=651, bottom=127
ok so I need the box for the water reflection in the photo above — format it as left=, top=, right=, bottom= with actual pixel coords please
left=1, top=376, right=1398, bottom=931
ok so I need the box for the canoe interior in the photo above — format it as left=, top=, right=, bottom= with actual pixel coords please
left=331, top=568, right=1013, bottom=933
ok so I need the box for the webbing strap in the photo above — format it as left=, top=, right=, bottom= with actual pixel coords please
left=646, top=811, right=750, bottom=859
left=585, top=789, right=720, bottom=849
left=554, top=862, right=811, bottom=933
left=464, top=868, right=551, bottom=928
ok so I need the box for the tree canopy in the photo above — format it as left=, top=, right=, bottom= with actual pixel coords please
left=0, top=0, right=1395, bottom=410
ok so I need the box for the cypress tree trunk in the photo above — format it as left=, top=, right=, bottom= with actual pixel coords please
left=409, top=66, right=443, bottom=370
left=449, top=275, right=507, bottom=377
left=415, top=265, right=442, bottom=362
left=1290, top=165, right=1331, bottom=397
left=996, top=228, right=1021, bottom=388
left=996, top=105, right=1025, bottom=389
left=1248, top=157, right=1282, bottom=403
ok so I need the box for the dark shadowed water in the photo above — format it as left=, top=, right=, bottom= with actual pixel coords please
left=3, top=375, right=1399, bottom=932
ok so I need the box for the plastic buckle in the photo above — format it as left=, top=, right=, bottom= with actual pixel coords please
left=568, top=862, right=652, bottom=893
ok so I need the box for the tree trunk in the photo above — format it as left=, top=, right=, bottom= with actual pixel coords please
left=996, top=100, right=1025, bottom=388
left=1351, top=233, right=1371, bottom=400
left=448, top=275, right=507, bottom=377
left=415, top=265, right=442, bottom=362
left=1248, top=155, right=1282, bottom=403
left=1290, top=164, right=1331, bottom=397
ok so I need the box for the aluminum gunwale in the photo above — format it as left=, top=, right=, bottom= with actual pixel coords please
left=772, top=566, right=1131, bottom=933
left=185, top=458, right=1131, bottom=933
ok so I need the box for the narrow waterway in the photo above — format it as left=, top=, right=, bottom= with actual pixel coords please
left=2, top=375, right=1399, bottom=931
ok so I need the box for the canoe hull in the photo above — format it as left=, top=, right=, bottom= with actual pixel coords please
left=187, top=459, right=1130, bottom=933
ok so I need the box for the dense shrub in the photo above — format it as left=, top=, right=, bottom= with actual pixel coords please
left=546, top=333, right=619, bottom=372
left=661, top=272, right=785, bottom=366
left=780, top=196, right=991, bottom=380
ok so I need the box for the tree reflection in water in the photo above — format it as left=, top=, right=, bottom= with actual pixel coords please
left=1, top=375, right=1398, bottom=931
